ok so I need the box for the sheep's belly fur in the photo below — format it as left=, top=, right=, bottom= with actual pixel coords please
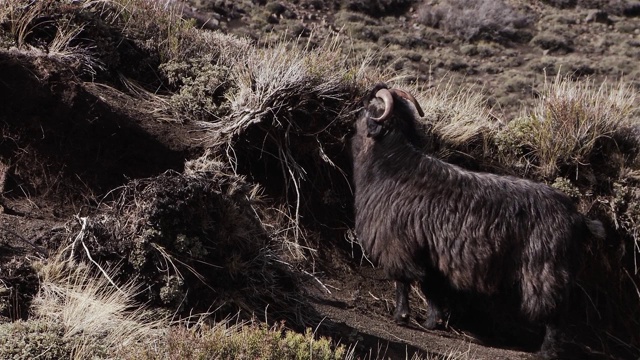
left=354, top=167, right=584, bottom=321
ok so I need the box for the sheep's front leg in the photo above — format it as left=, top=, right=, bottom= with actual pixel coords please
left=393, top=280, right=411, bottom=325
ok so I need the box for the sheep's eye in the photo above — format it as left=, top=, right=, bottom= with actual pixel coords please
left=366, top=118, right=384, bottom=138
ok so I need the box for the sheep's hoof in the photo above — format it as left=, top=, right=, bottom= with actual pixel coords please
left=421, top=313, right=440, bottom=330
left=534, top=349, right=557, bottom=360
left=393, top=312, right=410, bottom=325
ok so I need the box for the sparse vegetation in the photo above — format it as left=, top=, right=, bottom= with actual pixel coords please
left=0, top=254, right=163, bottom=359
left=1, top=255, right=348, bottom=360
left=416, top=0, right=533, bottom=43
left=129, top=322, right=348, bottom=360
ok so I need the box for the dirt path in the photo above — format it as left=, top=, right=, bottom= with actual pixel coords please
left=299, top=259, right=538, bottom=360
left=311, top=298, right=536, bottom=359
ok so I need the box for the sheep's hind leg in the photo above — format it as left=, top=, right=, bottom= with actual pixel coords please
left=537, top=287, right=572, bottom=359
left=420, top=276, right=447, bottom=330
left=393, top=280, right=411, bottom=325
left=537, top=324, right=561, bottom=360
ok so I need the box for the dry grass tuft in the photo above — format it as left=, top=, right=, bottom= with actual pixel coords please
left=0, top=0, right=102, bottom=74
left=0, top=254, right=165, bottom=359
left=413, top=79, right=496, bottom=150
left=216, top=35, right=368, bottom=135
left=498, top=73, right=637, bottom=179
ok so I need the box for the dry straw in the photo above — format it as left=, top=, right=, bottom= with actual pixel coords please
left=31, top=254, right=164, bottom=359
left=529, top=73, right=636, bottom=178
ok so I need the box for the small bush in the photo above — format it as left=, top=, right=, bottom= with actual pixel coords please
left=541, top=0, right=577, bottom=8
left=416, top=0, right=533, bottom=43
left=551, top=177, right=581, bottom=199
left=344, top=0, right=416, bottom=17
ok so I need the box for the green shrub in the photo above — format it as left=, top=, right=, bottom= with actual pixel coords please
left=159, top=59, right=232, bottom=122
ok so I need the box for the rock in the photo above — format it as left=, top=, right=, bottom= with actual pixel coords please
left=265, top=2, right=287, bottom=15
left=266, top=13, right=279, bottom=24
left=622, top=1, right=640, bottom=17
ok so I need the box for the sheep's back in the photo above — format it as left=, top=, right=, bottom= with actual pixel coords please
left=355, top=159, right=583, bottom=304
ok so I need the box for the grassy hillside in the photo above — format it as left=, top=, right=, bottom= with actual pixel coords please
left=0, top=0, right=639, bottom=358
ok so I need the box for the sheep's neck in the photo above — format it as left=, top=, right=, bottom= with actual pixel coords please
left=372, top=132, right=453, bottom=184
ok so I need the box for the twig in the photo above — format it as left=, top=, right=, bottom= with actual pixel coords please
left=73, top=216, right=126, bottom=295
left=150, top=242, right=215, bottom=291
left=302, top=269, right=332, bottom=294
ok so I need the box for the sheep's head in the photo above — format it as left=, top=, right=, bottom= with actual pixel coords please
left=362, top=83, right=424, bottom=140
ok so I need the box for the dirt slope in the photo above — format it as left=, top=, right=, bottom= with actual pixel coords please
left=305, top=266, right=538, bottom=359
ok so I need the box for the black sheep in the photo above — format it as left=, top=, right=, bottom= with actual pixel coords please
left=351, top=83, right=605, bottom=358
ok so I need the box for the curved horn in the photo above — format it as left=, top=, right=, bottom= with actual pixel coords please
left=390, top=89, right=424, bottom=117
left=371, top=88, right=394, bottom=122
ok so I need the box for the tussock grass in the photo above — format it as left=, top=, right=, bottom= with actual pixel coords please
left=103, top=0, right=188, bottom=57
left=206, top=33, right=371, bottom=138
left=0, top=254, right=164, bottom=359
left=0, top=0, right=99, bottom=72
left=34, top=258, right=163, bottom=350
left=410, top=79, right=496, bottom=150
left=497, top=73, right=637, bottom=178
left=195, top=35, right=370, bottom=257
